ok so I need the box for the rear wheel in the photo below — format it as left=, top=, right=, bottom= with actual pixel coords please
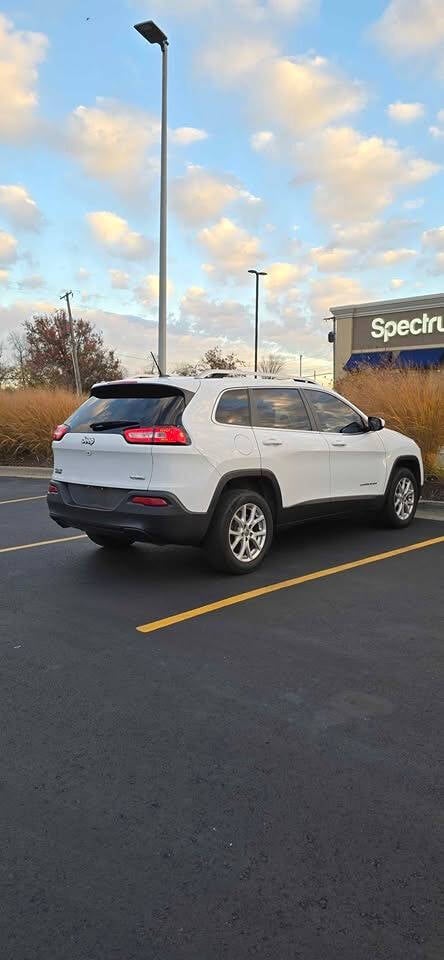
left=205, top=489, right=273, bottom=574
left=380, top=467, right=418, bottom=528
left=86, top=532, right=136, bottom=549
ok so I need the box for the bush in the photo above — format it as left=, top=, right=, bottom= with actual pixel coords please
left=337, top=367, right=444, bottom=476
left=0, top=388, right=83, bottom=464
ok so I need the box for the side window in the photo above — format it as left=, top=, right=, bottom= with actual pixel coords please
left=252, top=389, right=312, bottom=431
left=215, top=389, right=251, bottom=426
left=305, top=390, right=365, bottom=434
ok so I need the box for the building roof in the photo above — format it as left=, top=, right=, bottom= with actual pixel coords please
left=330, top=292, right=444, bottom=317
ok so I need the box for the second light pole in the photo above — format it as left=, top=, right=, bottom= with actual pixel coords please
left=135, top=19, right=168, bottom=375
left=248, top=268, right=267, bottom=374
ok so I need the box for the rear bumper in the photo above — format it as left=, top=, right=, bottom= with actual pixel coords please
left=47, top=483, right=209, bottom=546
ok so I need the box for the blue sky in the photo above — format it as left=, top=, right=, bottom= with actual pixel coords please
left=0, top=0, right=443, bottom=377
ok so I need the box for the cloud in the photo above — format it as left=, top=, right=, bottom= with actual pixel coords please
left=201, top=37, right=277, bottom=86
left=109, top=269, right=130, bottom=289
left=177, top=286, right=252, bottom=337
left=265, top=261, right=310, bottom=294
left=76, top=267, right=90, bottom=281
left=0, top=185, right=43, bottom=230
left=387, top=101, right=425, bottom=123
left=0, top=269, right=9, bottom=285
left=422, top=226, right=444, bottom=250
left=294, top=126, right=440, bottom=222
left=404, top=197, right=424, bottom=209
left=429, top=252, right=444, bottom=274
left=257, top=56, right=365, bottom=136
left=251, top=130, right=275, bottom=152
left=134, top=273, right=174, bottom=312
left=66, top=98, right=161, bottom=195
left=0, top=14, right=48, bottom=142
left=0, top=230, right=18, bottom=265
left=429, top=110, right=444, bottom=138
left=377, top=248, right=417, bottom=265
left=170, top=127, right=208, bottom=145
left=198, top=217, right=262, bottom=281
left=202, top=45, right=365, bottom=135
left=87, top=211, right=152, bottom=260
left=18, top=273, right=44, bottom=289
left=391, top=278, right=405, bottom=289
left=172, top=165, right=261, bottom=227
left=332, top=218, right=420, bottom=251
left=311, top=246, right=355, bottom=272
left=311, top=275, right=371, bottom=314
left=372, top=0, right=444, bottom=59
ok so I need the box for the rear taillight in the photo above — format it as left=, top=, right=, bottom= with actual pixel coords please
left=53, top=424, right=69, bottom=441
left=131, top=496, right=169, bottom=507
left=123, top=425, right=189, bottom=445
left=48, top=482, right=59, bottom=495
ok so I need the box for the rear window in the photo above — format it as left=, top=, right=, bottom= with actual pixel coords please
left=215, top=389, right=251, bottom=426
left=66, top=384, right=190, bottom=434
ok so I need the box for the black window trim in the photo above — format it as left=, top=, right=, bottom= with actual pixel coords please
left=214, top=387, right=252, bottom=427
left=302, top=388, right=367, bottom=434
left=249, top=386, right=313, bottom=433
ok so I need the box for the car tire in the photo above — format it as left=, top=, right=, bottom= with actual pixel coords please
left=86, top=532, right=136, bottom=548
left=380, top=467, right=419, bottom=528
left=205, top=489, right=274, bottom=574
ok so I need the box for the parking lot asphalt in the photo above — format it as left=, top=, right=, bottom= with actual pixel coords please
left=1, top=477, right=443, bottom=960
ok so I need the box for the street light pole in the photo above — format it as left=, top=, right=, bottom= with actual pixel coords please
left=248, top=269, right=267, bottom=374
left=134, top=20, right=169, bottom=376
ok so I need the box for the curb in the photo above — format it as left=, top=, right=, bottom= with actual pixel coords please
left=0, top=466, right=52, bottom=479
left=416, top=500, right=444, bottom=521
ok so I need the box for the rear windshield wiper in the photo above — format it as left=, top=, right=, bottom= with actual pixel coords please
left=90, top=420, right=140, bottom=431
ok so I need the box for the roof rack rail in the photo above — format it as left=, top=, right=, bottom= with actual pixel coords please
left=199, top=369, right=319, bottom=382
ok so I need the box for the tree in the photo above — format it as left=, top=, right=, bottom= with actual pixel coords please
left=259, top=352, right=286, bottom=376
left=0, top=343, right=12, bottom=386
left=9, top=331, right=29, bottom=387
left=174, top=346, right=245, bottom=376
left=22, top=310, right=124, bottom=392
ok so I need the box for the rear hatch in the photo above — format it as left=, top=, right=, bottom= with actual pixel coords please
left=53, top=382, right=192, bottom=492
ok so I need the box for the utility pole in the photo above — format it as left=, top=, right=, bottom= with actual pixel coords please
left=299, top=353, right=303, bottom=377
left=60, top=291, right=82, bottom=395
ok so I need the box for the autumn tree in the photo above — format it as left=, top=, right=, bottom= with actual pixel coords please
left=174, top=346, right=244, bottom=376
left=0, top=343, right=12, bottom=386
left=259, top=353, right=286, bottom=376
left=22, top=310, right=123, bottom=392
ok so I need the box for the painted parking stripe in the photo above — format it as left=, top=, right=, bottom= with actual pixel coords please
left=0, top=495, right=47, bottom=505
left=0, top=534, right=87, bottom=555
left=137, top=535, right=444, bottom=635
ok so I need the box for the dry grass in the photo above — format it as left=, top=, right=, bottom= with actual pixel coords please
left=337, top=367, right=444, bottom=476
left=0, top=388, right=84, bottom=463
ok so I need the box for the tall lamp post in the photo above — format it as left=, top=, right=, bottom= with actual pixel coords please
left=248, top=269, right=267, bottom=374
left=134, top=20, right=168, bottom=375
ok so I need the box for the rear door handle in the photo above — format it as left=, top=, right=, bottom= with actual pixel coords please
left=262, top=439, right=283, bottom=446
left=332, top=442, right=347, bottom=447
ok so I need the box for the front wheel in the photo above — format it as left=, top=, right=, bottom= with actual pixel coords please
left=380, top=468, right=419, bottom=528
left=205, top=490, right=274, bottom=574
left=86, top=532, right=136, bottom=549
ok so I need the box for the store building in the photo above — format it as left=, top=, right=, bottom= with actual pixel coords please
left=329, top=293, right=444, bottom=383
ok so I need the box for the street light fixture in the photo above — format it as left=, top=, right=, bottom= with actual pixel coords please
left=248, top=269, right=267, bottom=374
left=134, top=20, right=169, bottom=376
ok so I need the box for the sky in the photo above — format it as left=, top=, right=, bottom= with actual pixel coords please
left=0, top=0, right=443, bottom=379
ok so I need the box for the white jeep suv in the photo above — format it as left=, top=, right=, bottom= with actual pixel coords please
left=47, top=374, right=423, bottom=573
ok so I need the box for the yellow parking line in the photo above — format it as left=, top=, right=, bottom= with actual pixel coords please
left=0, top=495, right=47, bottom=505
left=0, top=534, right=87, bottom=555
left=137, top=535, right=444, bottom=635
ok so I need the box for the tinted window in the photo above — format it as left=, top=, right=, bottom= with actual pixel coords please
left=252, top=389, right=311, bottom=431
left=305, top=390, right=365, bottom=433
left=215, top=389, right=250, bottom=426
left=66, top=387, right=186, bottom=434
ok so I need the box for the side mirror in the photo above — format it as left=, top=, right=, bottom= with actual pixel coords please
left=367, top=416, right=385, bottom=431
